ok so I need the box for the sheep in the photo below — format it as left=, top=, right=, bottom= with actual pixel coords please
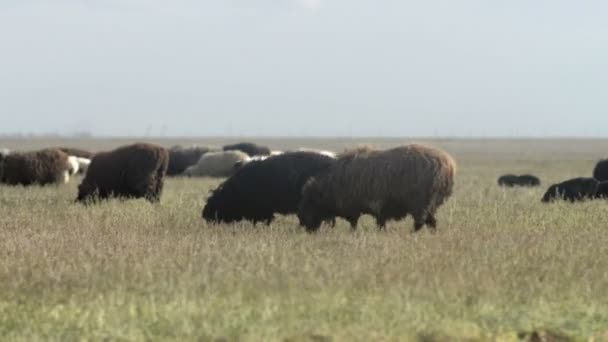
left=203, top=151, right=336, bottom=224
left=183, top=151, right=249, bottom=178
left=541, top=177, right=599, bottom=203
left=223, top=142, right=271, bottom=157
left=75, top=157, right=91, bottom=174
left=76, top=143, right=169, bottom=203
left=298, top=144, right=456, bottom=232
left=498, top=174, right=541, bottom=187
left=593, top=159, right=608, bottom=182
left=65, top=156, right=92, bottom=176
left=0, top=148, right=71, bottom=186
left=167, top=145, right=218, bottom=176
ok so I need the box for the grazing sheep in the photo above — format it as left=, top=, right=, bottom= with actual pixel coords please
left=56, top=147, right=94, bottom=159
left=0, top=149, right=70, bottom=186
left=203, top=151, right=336, bottom=224
left=518, top=174, right=541, bottom=186
left=167, top=145, right=217, bottom=176
left=298, top=144, right=456, bottom=232
left=76, top=143, right=169, bottom=203
left=541, top=177, right=599, bottom=203
left=497, top=174, right=518, bottom=187
left=223, top=142, right=271, bottom=157
left=498, top=174, right=541, bottom=187
left=183, top=151, right=249, bottom=178
left=593, top=159, right=608, bottom=182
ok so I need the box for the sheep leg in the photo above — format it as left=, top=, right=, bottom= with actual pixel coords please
left=322, top=217, right=337, bottom=228
left=413, top=221, right=425, bottom=232
left=425, top=215, right=437, bottom=232
left=413, top=211, right=427, bottom=232
left=152, top=166, right=166, bottom=201
left=346, top=215, right=359, bottom=230
left=375, top=216, right=387, bottom=229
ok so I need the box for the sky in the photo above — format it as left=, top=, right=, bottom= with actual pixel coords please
left=0, top=0, right=607, bottom=137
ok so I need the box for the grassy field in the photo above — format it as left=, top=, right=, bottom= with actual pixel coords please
left=1, top=138, right=608, bottom=341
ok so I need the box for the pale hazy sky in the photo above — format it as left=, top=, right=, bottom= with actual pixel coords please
left=1, top=1, right=607, bottom=137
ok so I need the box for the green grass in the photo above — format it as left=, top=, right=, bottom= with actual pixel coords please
left=1, top=138, right=608, bottom=341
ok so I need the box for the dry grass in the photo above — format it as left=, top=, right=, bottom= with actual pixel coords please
left=1, top=138, right=608, bottom=341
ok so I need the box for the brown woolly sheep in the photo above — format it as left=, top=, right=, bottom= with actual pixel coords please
left=0, top=149, right=70, bottom=186
left=298, top=144, right=456, bottom=232
left=76, top=143, right=169, bottom=203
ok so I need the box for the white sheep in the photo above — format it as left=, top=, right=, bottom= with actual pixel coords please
left=76, top=157, right=91, bottom=174
left=184, top=150, right=249, bottom=177
left=67, top=156, right=80, bottom=176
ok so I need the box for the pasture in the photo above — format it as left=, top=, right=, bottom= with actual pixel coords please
left=1, top=138, right=608, bottom=341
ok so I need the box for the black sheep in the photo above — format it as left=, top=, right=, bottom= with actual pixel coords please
left=202, top=151, right=335, bottom=224
left=541, top=177, right=599, bottom=203
left=498, top=174, right=540, bottom=187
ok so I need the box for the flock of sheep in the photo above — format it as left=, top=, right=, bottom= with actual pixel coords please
left=498, top=161, right=608, bottom=202
left=0, top=142, right=455, bottom=232
left=2, top=140, right=607, bottom=232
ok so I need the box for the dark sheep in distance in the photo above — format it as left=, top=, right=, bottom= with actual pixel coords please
left=593, top=159, right=608, bottom=182
left=202, top=151, right=336, bottom=224
left=223, top=142, right=271, bottom=157
left=76, top=143, right=169, bottom=203
left=0, top=149, right=70, bottom=186
left=541, top=177, right=599, bottom=203
left=298, top=144, right=456, bottom=232
left=167, top=145, right=216, bottom=176
left=497, top=174, right=518, bottom=187
left=518, top=174, right=541, bottom=186
left=498, top=174, right=541, bottom=187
